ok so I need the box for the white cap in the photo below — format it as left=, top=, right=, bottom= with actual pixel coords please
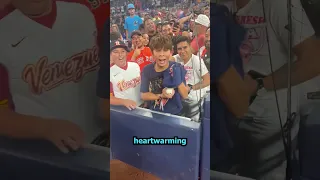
left=195, top=14, right=210, bottom=27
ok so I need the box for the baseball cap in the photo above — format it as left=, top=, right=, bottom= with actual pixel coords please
left=195, top=14, right=210, bottom=27
left=127, top=4, right=135, bottom=9
left=131, top=30, right=142, bottom=38
left=110, top=40, right=129, bottom=52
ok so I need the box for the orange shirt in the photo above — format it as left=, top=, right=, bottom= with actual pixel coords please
left=127, top=47, right=153, bottom=72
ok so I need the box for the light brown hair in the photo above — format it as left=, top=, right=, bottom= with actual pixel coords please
left=149, top=34, right=172, bottom=52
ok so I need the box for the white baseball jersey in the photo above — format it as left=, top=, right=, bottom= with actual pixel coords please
left=0, top=0, right=102, bottom=141
left=234, top=0, right=314, bottom=121
left=110, top=62, right=142, bottom=106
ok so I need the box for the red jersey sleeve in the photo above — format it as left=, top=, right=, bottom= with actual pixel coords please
left=144, top=48, right=152, bottom=56
left=127, top=51, right=134, bottom=61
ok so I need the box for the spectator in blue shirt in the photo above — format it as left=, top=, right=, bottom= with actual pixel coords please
left=140, top=35, right=189, bottom=115
left=124, top=4, right=143, bottom=40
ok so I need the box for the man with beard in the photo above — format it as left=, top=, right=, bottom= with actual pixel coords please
left=172, top=36, right=210, bottom=121
left=191, top=14, right=209, bottom=55
left=161, top=22, right=172, bottom=36
left=0, top=0, right=103, bottom=153
left=127, top=31, right=153, bottom=72
left=143, top=18, right=158, bottom=44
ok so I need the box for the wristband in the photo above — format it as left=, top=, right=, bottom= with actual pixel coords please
left=188, top=84, right=193, bottom=93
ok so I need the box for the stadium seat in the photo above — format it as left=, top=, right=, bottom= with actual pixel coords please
left=110, top=106, right=201, bottom=180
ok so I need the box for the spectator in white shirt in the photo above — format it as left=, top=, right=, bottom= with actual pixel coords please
left=171, top=36, right=210, bottom=121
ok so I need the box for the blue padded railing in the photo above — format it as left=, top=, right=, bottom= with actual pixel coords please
left=110, top=106, right=201, bottom=180
left=0, top=137, right=109, bottom=180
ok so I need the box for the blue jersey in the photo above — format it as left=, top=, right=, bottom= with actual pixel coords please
left=124, top=15, right=143, bottom=39
left=140, top=62, right=185, bottom=115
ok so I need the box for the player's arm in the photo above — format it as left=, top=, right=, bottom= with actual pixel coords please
left=262, top=0, right=319, bottom=91
left=192, top=60, right=210, bottom=90
left=178, top=14, right=192, bottom=27
left=177, top=81, right=189, bottom=99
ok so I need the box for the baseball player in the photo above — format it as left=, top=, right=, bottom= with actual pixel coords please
left=0, top=0, right=106, bottom=153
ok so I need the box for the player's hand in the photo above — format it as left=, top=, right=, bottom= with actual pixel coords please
left=122, top=99, right=137, bottom=110
left=162, top=88, right=175, bottom=99
left=42, top=119, right=85, bottom=153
